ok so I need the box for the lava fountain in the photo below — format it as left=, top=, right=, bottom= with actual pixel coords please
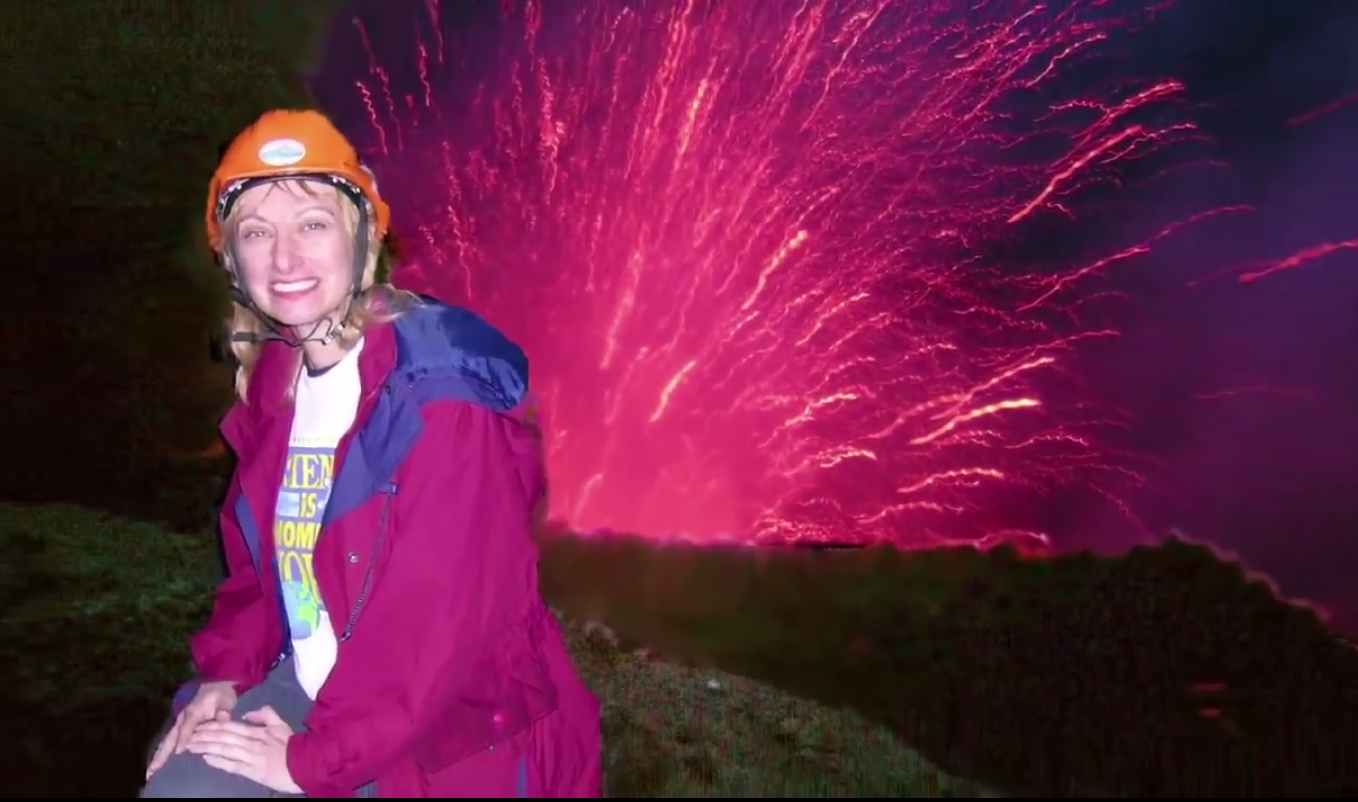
left=324, top=0, right=1221, bottom=548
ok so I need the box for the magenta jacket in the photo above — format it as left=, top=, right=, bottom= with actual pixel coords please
left=183, top=298, right=602, bottom=797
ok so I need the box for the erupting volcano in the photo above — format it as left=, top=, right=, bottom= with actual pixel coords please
left=323, top=0, right=1237, bottom=548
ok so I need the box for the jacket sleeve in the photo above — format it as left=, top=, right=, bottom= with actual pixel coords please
left=286, top=399, right=538, bottom=797
left=188, top=474, right=272, bottom=691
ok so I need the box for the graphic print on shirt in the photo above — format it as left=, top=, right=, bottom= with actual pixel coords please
left=275, top=440, right=336, bottom=640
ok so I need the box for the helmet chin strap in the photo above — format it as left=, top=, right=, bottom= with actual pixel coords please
left=224, top=280, right=351, bottom=347
left=228, top=315, right=346, bottom=346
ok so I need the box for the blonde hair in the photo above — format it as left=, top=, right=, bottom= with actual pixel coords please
left=221, top=179, right=419, bottom=402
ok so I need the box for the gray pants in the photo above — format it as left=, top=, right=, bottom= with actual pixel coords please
left=140, top=659, right=377, bottom=798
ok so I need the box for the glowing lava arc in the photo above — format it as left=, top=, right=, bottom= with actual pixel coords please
left=333, top=0, right=1214, bottom=548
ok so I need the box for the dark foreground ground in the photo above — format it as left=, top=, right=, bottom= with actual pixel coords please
left=541, top=526, right=1358, bottom=797
left=4, top=499, right=1358, bottom=797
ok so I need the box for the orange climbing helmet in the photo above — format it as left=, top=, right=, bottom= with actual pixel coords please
left=205, top=109, right=391, bottom=251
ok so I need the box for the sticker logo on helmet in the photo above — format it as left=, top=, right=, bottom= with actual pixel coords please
left=257, top=139, right=307, bottom=167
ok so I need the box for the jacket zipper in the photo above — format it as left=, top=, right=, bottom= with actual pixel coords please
left=265, top=443, right=294, bottom=670
left=339, top=481, right=397, bottom=642
left=268, top=382, right=393, bottom=670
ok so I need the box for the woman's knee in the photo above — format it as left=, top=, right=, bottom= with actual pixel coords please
left=140, top=752, right=267, bottom=798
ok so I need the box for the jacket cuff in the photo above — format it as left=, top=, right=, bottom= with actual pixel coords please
left=287, top=731, right=357, bottom=798
left=171, top=680, right=200, bottom=716
left=195, top=658, right=267, bottom=692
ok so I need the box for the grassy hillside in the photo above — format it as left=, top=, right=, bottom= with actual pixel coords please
left=4, top=503, right=1357, bottom=796
left=537, top=525, right=1358, bottom=796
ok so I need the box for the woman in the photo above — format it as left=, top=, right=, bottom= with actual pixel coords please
left=141, top=108, right=602, bottom=797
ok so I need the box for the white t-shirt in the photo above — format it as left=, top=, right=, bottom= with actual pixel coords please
left=273, top=339, right=364, bottom=699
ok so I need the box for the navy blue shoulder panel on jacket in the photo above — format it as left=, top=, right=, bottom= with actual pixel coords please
left=392, top=296, right=530, bottom=413
left=323, top=298, right=531, bottom=525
